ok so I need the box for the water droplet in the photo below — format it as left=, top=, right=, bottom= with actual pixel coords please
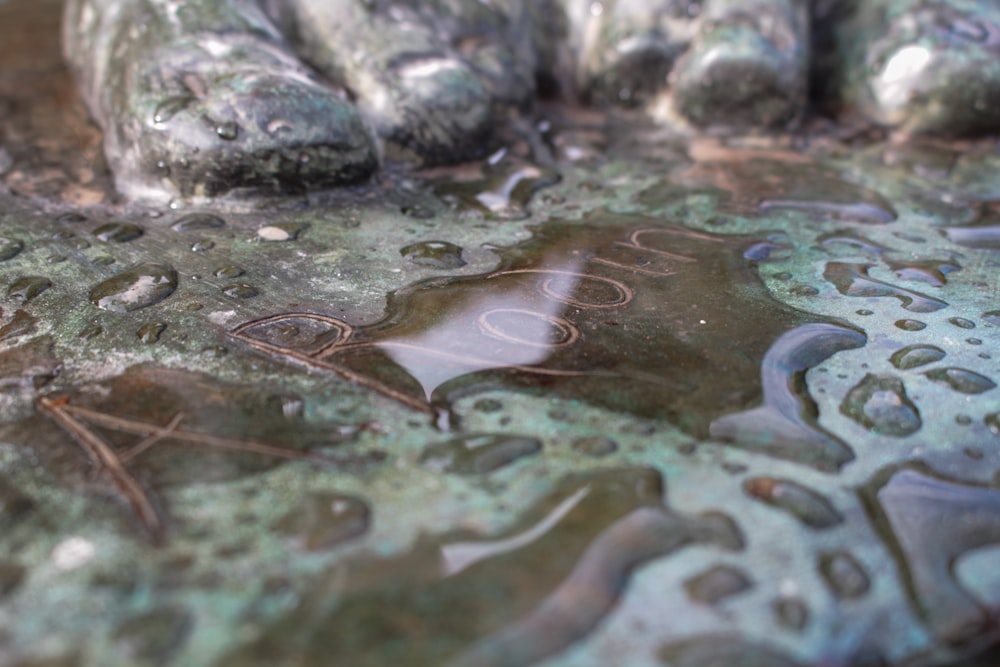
left=473, top=398, right=502, bottom=413
left=949, top=317, right=976, bottom=329
left=153, top=95, right=195, bottom=124
left=967, top=338, right=983, bottom=346
left=721, top=461, right=747, bottom=475
left=89, top=262, right=179, bottom=312
left=890, top=344, right=946, bottom=370
left=863, top=467, right=1000, bottom=643
left=709, top=323, right=864, bottom=472
left=56, top=212, right=87, bottom=224
left=824, top=262, right=947, bottom=313
left=895, top=319, right=927, bottom=331
left=6, top=276, right=52, bottom=303
left=0, top=561, right=26, bottom=597
left=201, top=345, right=228, bottom=358
left=171, top=213, right=225, bottom=231
left=191, top=241, right=215, bottom=252
left=266, top=118, right=293, bottom=135
left=924, top=368, right=996, bottom=394
left=856, top=309, right=873, bottom=316
left=0, top=238, right=24, bottom=262
left=93, top=256, right=116, bottom=266
left=840, top=373, right=921, bottom=436
left=571, top=435, right=619, bottom=458
left=684, top=565, right=753, bottom=604
left=819, top=231, right=888, bottom=256
left=743, top=241, right=787, bottom=263
left=275, top=493, right=371, bottom=551
left=137, top=322, right=167, bottom=344
left=986, top=412, right=1000, bottom=435
left=887, top=258, right=961, bottom=287
left=420, top=433, right=542, bottom=474
left=0, top=310, right=36, bottom=342
left=435, top=158, right=559, bottom=220
left=401, top=203, right=435, bottom=219
left=949, top=16, right=990, bottom=42
left=215, top=121, right=239, bottom=141
left=744, top=477, right=843, bottom=529
left=944, top=225, right=1000, bottom=249
left=773, top=596, right=810, bottom=631
left=400, top=241, right=466, bottom=269
left=79, top=324, right=102, bottom=340
left=818, top=551, right=870, bottom=599
left=214, top=265, right=245, bottom=279
left=266, top=393, right=304, bottom=420
left=47, top=254, right=67, bottom=264
left=983, top=310, right=1000, bottom=326
left=222, top=284, right=258, bottom=299
left=257, top=224, right=308, bottom=242
left=791, top=285, right=819, bottom=297
left=94, top=222, right=144, bottom=243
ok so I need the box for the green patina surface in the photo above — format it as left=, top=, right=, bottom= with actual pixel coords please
left=3, top=2, right=1000, bottom=667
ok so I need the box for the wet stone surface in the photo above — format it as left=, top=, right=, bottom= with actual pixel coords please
left=4, top=2, right=1000, bottom=667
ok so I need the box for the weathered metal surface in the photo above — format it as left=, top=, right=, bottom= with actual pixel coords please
left=2, top=2, right=1000, bottom=666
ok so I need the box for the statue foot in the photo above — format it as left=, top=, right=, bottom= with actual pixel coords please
left=63, top=0, right=1000, bottom=202
left=670, top=0, right=808, bottom=129
left=64, top=0, right=535, bottom=201
left=568, top=0, right=808, bottom=131
left=270, top=0, right=536, bottom=165
left=64, top=0, right=378, bottom=201
left=846, top=0, right=1000, bottom=136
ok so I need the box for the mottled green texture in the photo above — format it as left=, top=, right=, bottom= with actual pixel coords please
left=4, top=119, right=1000, bottom=665
left=4, top=2, right=1000, bottom=667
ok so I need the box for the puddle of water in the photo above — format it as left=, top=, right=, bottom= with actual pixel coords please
left=233, top=211, right=861, bottom=467
left=218, top=466, right=742, bottom=667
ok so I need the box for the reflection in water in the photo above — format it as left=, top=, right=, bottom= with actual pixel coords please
left=233, top=211, right=863, bottom=467
left=379, top=261, right=592, bottom=401
left=441, top=487, right=591, bottom=576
